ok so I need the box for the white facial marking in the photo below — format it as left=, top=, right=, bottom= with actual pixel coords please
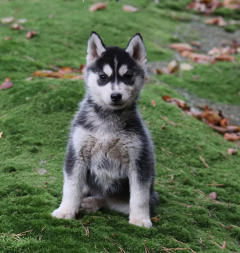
left=119, top=64, right=128, bottom=76
left=103, top=64, right=113, bottom=77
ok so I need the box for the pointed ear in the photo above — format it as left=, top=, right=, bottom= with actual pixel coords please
left=86, top=32, right=106, bottom=66
left=125, top=33, right=146, bottom=65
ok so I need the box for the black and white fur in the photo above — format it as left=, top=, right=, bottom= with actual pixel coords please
left=52, top=32, right=158, bottom=228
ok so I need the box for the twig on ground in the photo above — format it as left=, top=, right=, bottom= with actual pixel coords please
left=211, top=240, right=227, bottom=249
left=199, top=155, right=209, bottom=168
left=80, top=222, right=90, bottom=237
left=162, top=247, right=195, bottom=252
left=173, top=201, right=192, bottom=208
left=38, top=226, right=46, bottom=241
left=207, top=183, right=225, bottom=187
left=103, top=247, right=110, bottom=253
left=104, top=236, right=126, bottom=253
left=0, top=229, right=33, bottom=241
left=160, top=147, right=173, bottom=156
left=171, top=237, right=196, bottom=253
left=144, top=244, right=151, bottom=253
left=160, top=116, right=177, bottom=126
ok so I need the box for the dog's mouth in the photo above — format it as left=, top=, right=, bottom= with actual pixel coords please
left=109, top=101, right=126, bottom=109
left=111, top=101, right=124, bottom=106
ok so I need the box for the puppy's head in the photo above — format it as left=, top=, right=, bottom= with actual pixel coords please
left=85, top=32, right=146, bottom=110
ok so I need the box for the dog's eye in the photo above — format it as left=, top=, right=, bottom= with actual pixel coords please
left=124, top=71, right=133, bottom=79
left=99, top=73, right=108, bottom=80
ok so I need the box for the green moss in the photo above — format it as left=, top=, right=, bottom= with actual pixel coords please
left=214, top=7, right=240, bottom=20
left=0, top=0, right=240, bottom=252
left=224, top=23, right=240, bottom=33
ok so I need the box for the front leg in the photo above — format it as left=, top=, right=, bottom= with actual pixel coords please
left=128, top=170, right=152, bottom=228
left=52, top=143, right=88, bottom=219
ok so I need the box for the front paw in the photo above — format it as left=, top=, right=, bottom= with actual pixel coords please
left=51, top=207, right=76, bottom=219
left=129, top=217, right=152, bottom=228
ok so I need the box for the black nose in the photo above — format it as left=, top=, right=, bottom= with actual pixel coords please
left=111, top=93, right=122, bottom=103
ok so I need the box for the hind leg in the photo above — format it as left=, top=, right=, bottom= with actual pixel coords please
left=80, top=196, right=129, bottom=214
left=80, top=196, right=105, bottom=213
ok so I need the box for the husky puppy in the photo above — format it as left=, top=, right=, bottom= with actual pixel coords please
left=52, top=32, right=158, bottom=228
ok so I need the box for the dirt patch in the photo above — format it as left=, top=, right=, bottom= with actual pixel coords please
left=175, top=20, right=240, bottom=53
left=177, top=88, right=240, bottom=125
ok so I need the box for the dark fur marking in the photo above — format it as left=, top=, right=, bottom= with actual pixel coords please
left=64, top=142, right=76, bottom=175
left=88, top=47, right=144, bottom=87
left=86, top=169, right=130, bottom=197
left=123, top=111, right=155, bottom=183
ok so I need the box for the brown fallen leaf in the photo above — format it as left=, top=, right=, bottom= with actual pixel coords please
left=208, top=47, right=235, bottom=56
left=201, top=108, right=222, bottom=125
left=209, top=192, right=217, bottom=200
left=11, top=23, right=24, bottom=30
left=220, top=118, right=229, bottom=127
left=1, top=77, right=14, bottom=90
left=187, top=108, right=202, bottom=119
left=227, top=148, right=238, bottom=155
left=155, top=67, right=169, bottom=75
left=162, top=95, right=173, bottom=102
left=180, top=51, right=212, bottom=63
left=151, top=100, right=156, bottom=107
left=89, top=2, right=107, bottom=12
left=32, top=69, right=84, bottom=80
left=0, top=132, right=3, bottom=139
left=70, top=75, right=84, bottom=80
left=58, top=66, right=74, bottom=74
left=151, top=216, right=160, bottom=222
left=26, top=30, right=37, bottom=39
left=227, top=125, right=240, bottom=132
left=190, top=41, right=201, bottom=48
left=224, top=133, right=240, bottom=141
left=155, top=61, right=180, bottom=75
left=205, top=16, right=227, bottom=27
left=169, top=43, right=193, bottom=53
left=221, top=223, right=232, bottom=231
left=79, top=64, right=86, bottom=74
left=221, top=241, right=226, bottom=249
left=1, top=16, right=14, bottom=24
left=223, top=0, right=240, bottom=9
left=187, top=0, right=221, bottom=14
left=156, top=68, right=164, bottom=75
left=167, top=60, right=179, bottom=73
left=214, top=54, right=235, bottom=62
left=122, top=5, right=138, bottom=12
left=206, top=123, right=240, bottom=134
left=162, top=95, right=190, bottom=111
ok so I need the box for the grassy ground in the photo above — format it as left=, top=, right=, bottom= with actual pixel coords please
left=0, top=0, right=240, bottom=252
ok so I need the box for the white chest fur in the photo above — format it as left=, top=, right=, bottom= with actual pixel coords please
left=72, top=126, right=141, bottom=190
